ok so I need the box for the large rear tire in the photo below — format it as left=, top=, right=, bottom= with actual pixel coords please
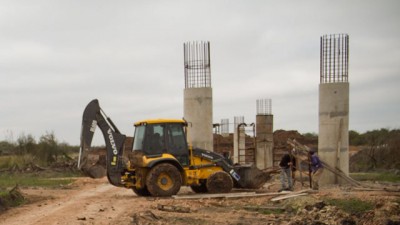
left=206, top=171, right=233, bottom=193
left=146, top=163, right=182, bottom=197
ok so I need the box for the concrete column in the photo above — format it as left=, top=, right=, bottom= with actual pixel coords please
left=233, top=116, right=244, bottom=164
left=256, top=115, right=274, bottom=169
left=238, top=125, right=246, bottom=163
left=184, top=87, right=213, bottom=151
left=183, top=41, right=213, bottom=151
left=318, top=82, right=349, bottom=185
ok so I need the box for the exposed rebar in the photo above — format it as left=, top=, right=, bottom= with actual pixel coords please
left=221, top=119, right=229, bottom=136
left=256, top=99, right=272, bottom=115
left=184, top=41, right=211, bottom=88
left=234, top=116, right=244, bottom=130
left=320, top=34, right=349, bottom=83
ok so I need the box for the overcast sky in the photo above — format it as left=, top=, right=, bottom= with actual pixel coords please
left=1, top=0, right=399, bottom=145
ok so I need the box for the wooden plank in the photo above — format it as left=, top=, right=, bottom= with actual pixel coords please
left=172, top=192, right=255, bottom=199
left=172, top=192, right=284, bottom=200
left=270, top=193, right=308, bottom=202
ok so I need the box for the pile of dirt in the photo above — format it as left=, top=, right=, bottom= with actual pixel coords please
left=289, top=198, right=400, bottom=225
left=213, top=133, right=234, bottom=154
left=273, top=129, right=317, bottom=151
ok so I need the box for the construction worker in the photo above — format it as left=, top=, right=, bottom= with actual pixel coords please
left=279, top=149, right=296, bottom=192
left=309, top=150, right=323, bottom=190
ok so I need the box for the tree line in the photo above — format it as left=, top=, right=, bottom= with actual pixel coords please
left=0, top=131, right=78, bottom=165
left=304, top=128, right=400, bottom=171
left=349, top=128, right=400, bottom=171
left=0, top=128, right=399, bottom=170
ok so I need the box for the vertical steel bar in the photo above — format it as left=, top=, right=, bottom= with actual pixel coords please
left=203, top=42, right=206, bottom=87
left=325, top=36, right=328, bottom=83
left=320, top=36, right=323, bottom=83
left=329, top=35, right=332, bottom=82
left=333, top=35, right=336, bottom=82
left=208, top=41, right=211, bottom=87
left=346, top=35, right=349, bottom=82
left=340, top=35, right=343, bottom=80
left=184, top=43, right=187, bottom=88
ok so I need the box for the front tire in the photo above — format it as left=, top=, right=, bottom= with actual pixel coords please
left=206, top=171, right=233, bottom=193
left=146, top=163, right=182, bottom=197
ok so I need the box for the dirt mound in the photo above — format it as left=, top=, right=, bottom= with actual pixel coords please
left=289, top=198, right=400, bottom=225
left=273, top=129, right=317, bottom=149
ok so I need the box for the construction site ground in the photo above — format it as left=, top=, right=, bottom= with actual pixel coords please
left=1, top=176, right=399, bottom=225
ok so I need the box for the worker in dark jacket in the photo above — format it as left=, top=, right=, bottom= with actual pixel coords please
left=279, top=149, right=296, bottom=192
left=309, top=150, right=323, bottom=190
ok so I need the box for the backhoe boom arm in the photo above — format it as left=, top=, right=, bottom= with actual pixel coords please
left=78, top=99, right=126, bottom=187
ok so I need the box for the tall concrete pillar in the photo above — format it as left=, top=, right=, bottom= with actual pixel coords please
left=183, top=41, right=213, bottom=151
left=255, top=99, right=274, bottom=170
left=233, top=116, right=244, bottom=164
left=319, top=34, right=350, bottom=185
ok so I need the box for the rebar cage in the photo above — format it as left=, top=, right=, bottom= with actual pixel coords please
left=320, top=34, right=349, bottom=83
left=184, top=41, right=211, bottom=88
left=256, top=99, right=272, bottom=115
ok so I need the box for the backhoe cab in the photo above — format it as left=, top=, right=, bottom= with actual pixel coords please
left=78, top=99, right=268, bottom=197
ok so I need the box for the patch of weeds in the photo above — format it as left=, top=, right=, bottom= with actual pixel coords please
left=350, top=172, right=400, bottom=183
left=244, top=205, right=286, bottom=215
left=0, top=173, right=76, bottom=189
left=260, top=208, right=285, bottom=215
left=325, top=198, right=374, bottom=215
left=0, top=185, right=26, bottom=211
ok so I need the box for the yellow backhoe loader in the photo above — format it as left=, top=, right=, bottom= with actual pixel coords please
left=78, top=99, right=268, bottom=197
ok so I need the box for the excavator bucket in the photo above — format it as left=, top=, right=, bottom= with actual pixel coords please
left=234, top=165, right=271, bottom=189
left=78, top=99, right=126, bottom=187
left=78, top=100, right=101, bottom=170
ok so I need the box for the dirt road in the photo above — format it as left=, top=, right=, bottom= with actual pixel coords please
left=1, top=177, right=399, bottom=225
left=0, top=178, right=282, bottom=225
left=1, top=178, right=137, bottom=225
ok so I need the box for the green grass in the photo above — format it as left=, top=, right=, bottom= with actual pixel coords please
left=0, top=155, right=36, bottom=169
left=0, top=189, right=26, bottom=208
left=325, top=198, right=374, bottom=215
left=350, top=172, right=400, bottom=183
left=0, top=172, right=78, bottom=189
left=259, top=208, right=285, bottom=215
left=0, top=171, right=80, bottom=211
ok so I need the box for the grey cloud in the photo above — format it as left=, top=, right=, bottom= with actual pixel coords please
left=1, top=0, right=399, bottom=145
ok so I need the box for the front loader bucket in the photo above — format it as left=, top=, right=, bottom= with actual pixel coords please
left=234, top=165, right=271, bottom=189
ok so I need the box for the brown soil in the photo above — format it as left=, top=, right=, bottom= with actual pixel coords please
left=1, top=177, right=399, bottom=225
